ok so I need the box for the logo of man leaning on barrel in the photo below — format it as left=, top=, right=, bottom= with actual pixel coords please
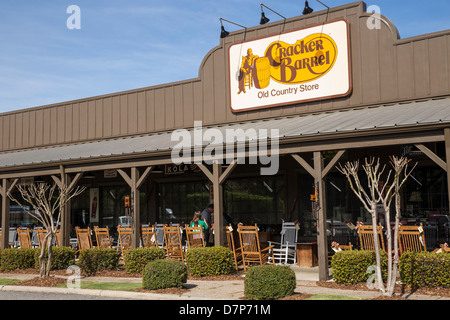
left=237, top=33, right=337, bottom=94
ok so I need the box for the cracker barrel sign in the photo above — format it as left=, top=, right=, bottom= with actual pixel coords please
left=228, top=19, right=351, bottom=112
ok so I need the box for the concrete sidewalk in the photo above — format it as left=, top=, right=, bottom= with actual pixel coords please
left=0, top=266, right=448, bottom=300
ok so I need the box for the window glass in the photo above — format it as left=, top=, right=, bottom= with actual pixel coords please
left=224, top=175, right=285, bottom=230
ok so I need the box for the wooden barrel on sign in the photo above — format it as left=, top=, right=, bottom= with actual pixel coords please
left=252, top=57, right=271, bottom=89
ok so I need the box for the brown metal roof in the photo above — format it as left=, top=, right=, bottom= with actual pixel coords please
left=0, top=97, right=449, bottom=169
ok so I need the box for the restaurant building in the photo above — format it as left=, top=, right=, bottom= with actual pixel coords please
left=0, top=1, right=449, bottom=280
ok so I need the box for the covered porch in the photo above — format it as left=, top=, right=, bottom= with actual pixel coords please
left=1, top=97, right=450, bottom=280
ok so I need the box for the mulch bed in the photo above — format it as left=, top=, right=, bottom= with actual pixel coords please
left=366, top=295, right=408, bottom=300
left=278, top=293, right=314, bottom=300
left=11, top=276, right=67, bottom=287
left=317, top=280, right=450, bottom=298
left=134, top=287, right=189, bottom=295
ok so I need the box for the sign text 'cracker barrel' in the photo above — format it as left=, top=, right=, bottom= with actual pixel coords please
left=229, top=19, right=351, bottom=112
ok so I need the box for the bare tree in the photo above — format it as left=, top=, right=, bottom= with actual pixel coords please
left=8, top=182, right=85, bottom=277
left=337, top=158, right=389, bottom=294
left=337, top=156, right=415, bottom=296
left=385, top=156, right=416, bottom=295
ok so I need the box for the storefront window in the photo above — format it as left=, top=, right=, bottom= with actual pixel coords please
left=224, top=176, right=285, bottom=230
left=71, top=184, right=148, bottom=232
left=298, top=174, right=316, bottom=239
left=7, top=189, right=50, bottom=228
left=70, top=186, right=90, bottom=229
left=154, top=175, right=286, bottom=231
left=100, top=185, right=130, bottom=228
left=324, top=158, right=449, bottom=249
left=157, top=181, right=210, bottom=225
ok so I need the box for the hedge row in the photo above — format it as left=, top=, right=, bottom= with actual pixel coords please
left=123, top=247, right=165, bottom=273
left=0, top=247, right=75, bottom=271
left=78, top=248, right=120, bottom=275
left=331, top=250, right=388, bottom=284
left=332, top=250, right=450, bottom=288
left=185, top=246, right=235, bottom=277
left=0, top=246, right=238, bottom=278
left=399, top=251, right=450, bottom=288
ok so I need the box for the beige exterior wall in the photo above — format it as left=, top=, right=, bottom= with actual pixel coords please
left=0, top=1, right=449, bottom=153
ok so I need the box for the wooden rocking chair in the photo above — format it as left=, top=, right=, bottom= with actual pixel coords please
left=141, top=226, right=158, bottom=247
left=237, top=224, right=274, bottom=271
left=185, top=226, right=205, bottom=249
left=55, top=229, right=61, bottom=247
left=398, top=223, right=427, bottom=254
left=163, top=226, right=184, bottom=261
left=339, top=243, right=353, bottom=250
left=94, top=226, right=112, bottom=249
left=0, top=229, right=14, bottom=248
left=358, top=223, right=386, bottom=251
left=17, top=227, right=32, bottom=249
left=225, top=224, right=242, bottom=272
left=117, top=226, right=132, bottom=261
left=36, top=228, right=47, bottom=248
left=75, top=227, right=93, bottom=252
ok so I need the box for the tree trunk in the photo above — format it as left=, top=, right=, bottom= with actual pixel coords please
left=371, top=207, right=385, bottom=294
left=384, top=207, right=393, bottom=296
left=39, top=235, right=48, bottom=277
left=46, top=234, right=53, bottom=277
left=387, top=190, right=402, bottom=296
left=39, top=231, right=53, bottom=277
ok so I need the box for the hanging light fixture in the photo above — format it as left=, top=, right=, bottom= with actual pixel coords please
left=219, top=18, right=246, bottom=38
left=303, top=0, right=314, bottom=15
left=260, top=3, right=286, bottom=25
left=260, top=11, right=270, bottom=25
left=220, top=24, right=229, bottom=38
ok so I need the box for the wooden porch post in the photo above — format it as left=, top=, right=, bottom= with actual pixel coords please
left=131, top=167, right=140, bottom=249
left=62, top=173, right=71, bottom=246
left=52, top=167, right=83, bottom=246
left=313, top=151, right=328, bottom=281
left=292, top=150, right=346, bottom=281
left=1, top=178, right=18, bottom=249
left=1, top=179, right=11, bottom=250
left=444, top=129, right=450, bottom=212
left=118, top=166, right=153, bottom=248
left=212, top=163, right=224, bottom=246
left=198, top=160, right=237, bottom=246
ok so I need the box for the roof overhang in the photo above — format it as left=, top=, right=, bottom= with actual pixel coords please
left=0, top=97, right=449, bottom=178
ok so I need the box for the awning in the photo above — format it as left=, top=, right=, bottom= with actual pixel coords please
left=0, top=97, right=449, bottom=169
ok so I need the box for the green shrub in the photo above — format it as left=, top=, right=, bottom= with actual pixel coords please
left=185, top=246, right=235, bottom=277
left=331, top=250, right=388, bottom=284
left=78, top=248, right=120, bottom=275
left=142, top=259, right=187, bottom=290
left=244, top=265, right=296, bottom=300
left=123, top=247, right=165, bottom=273
left=0, top=248, right=37, bottom=271
left=399, top=251, right=450, bottom=288
left=34, top=246, right=76, bottom=270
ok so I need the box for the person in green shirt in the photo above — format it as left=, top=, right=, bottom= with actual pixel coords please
left=190, top=210, right=208, bottom=242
